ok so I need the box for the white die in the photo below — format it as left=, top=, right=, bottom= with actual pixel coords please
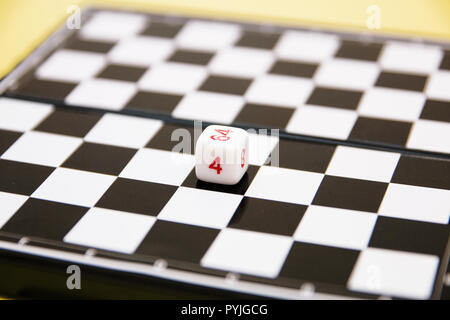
left=195, top=125, right=249, bottom=185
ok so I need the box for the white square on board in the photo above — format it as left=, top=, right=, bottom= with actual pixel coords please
left=0, top=98, right=53, bottom=132
left=294, top=205, right=377, bottom=250
left=209, top=47, right=274, bottom=78
left=1, top=131, right=82, bottom=167
left=0, top=191, right=28, bottom=228
left=176, top=20, right=241, bottom=51
left=79, top=11, right=147, bottom=42
left=379, top=42, right=443, bottom=74
left=245, top=165, right=323, bottom=205
left=32, top=167, right=116, bottom=207
left=286, top=105, right=357, bottom=140
left=65, top=78, right=137, bottom=111
left=120, top=148, right=195, bottom=186
left=36, top=49, right=106, bottom=82
left=326, top=146, right=400, bottom=182
left=379, top=183, right=450, bottom=224
left=158, top=187, right=242, bottom=229
left=172, top=91, right=244, bottom=124
left=108, top=36, right=174, bottom=67
left=348, top=248, right=439, bottom=299
left=275, top=30, right=339, bottom=62
left=426, top=71, right=450, bottom=101
left=84, top=113, right=162, bottom=149
left=245, top=74, right=313, bottom=108
left=247, top=132, right=279, bottom=166
left=314, top=58, right=379, bottom=90
left=407, top=119, right=450, bottom=154
left=138, top=62, right=207, bottom=94
left=358, top=87, right=425, bottom=122
left=64, top=207, right=155, bottom=254
left=201, top=228, right=293, bottom=278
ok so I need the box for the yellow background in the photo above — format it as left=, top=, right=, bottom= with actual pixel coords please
left=0, top=0, right=449, bottom=300
left=1, top=0, right=450, bottom=78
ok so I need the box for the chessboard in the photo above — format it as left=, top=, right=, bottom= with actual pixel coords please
left=2, top=9, right=450, bottom=155
left=0, top=8, right=449, bottom=300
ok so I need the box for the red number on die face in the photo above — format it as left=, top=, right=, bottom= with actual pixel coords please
left=210, top=135, right=230, bottom=141
left=209, top=157, right=222, bottom=174
left=215, top=129, right=230, bottom=136
left=210, top=129, right=231, bottom=141
left=241, top=148, right=245, bottom=168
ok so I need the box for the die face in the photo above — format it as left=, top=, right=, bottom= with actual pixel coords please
left=195, top=125, right=249, bottom=185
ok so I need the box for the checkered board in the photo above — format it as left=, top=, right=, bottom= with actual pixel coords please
left=1, top=8, right=450, bottom=155
left=0, top=8, right=449, bottom=300
left=0, top=97, right=449, bottom=299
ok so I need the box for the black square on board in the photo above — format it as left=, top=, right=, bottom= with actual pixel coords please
left=11, top=78, right=77, bottom=101
left=269, top=60, right=318, bottom=78
left=62, top=142, right=137, bottom=176
left=369, top=216, right=448, bottom=256
left=125, top=91, right=183, bottom=114
left=168, top=49, right=214, bottom=65
left=235, top=31, right=280, bottom=49
left=313, top=175, right=388, bottom=213
left=96, top=64, right=147, bottom=82
left=35, top=109, right=102, bottom=137
left=228, top=197, right=306, bottom=236
left=276, top=139, right=336, bottom=173
left=375, top=71, right=427, bottom=92
left=0, top=159, right=54, bottom=195
left=439, top=50, right=450, bottom=70
left=182, top=165, right=259, bottom=195
left=199, top=75, right=252, bottom=96
left=0, top=129, right=22, bottom=156
left=279, top=242, right=359, bottom=285
left=419, top=99, right=450, bottom=123
left=63, top=36, right=115, bottom=53
left=140, top=21, right=182, bottom=38
left=335, top=40, right=383, bottom=61
left=96, top=178, right=177, bottom=216
left=391, top=156, right=450, bottom=190
left=146, top=123, right=199, bottom=154
left=306, top=87, right=363, bottom=110
left=349, top=116, right=412, bottom=146
left=0, top=198, right=88, bottom=241
left=135, top=220, right=219, bottom=264
left=234, top=103, right=294, bottom=129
